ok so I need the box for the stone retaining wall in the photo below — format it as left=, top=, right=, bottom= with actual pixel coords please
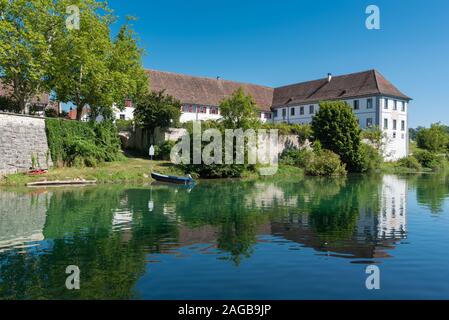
left=0, top=113, right=53, bottom=176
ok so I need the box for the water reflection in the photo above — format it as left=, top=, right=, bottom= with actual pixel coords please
left=0, top=172, right=448, bottom=299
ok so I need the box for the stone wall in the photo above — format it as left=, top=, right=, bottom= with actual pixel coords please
left=0, top=113, right=53, bottom=176
left=125, top=126, right=306, bottom=156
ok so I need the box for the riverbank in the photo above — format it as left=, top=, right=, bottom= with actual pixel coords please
left=0, top=156, right=307, bottom=187
left=0, top=157, right=185, bottom=187
left=3, top=155, right=442, bottom=187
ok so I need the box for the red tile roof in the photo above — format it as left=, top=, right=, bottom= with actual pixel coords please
left=146, top=70, right=274, bottom=112
left=146, top=69, right=411, bottom=111
left=272, top=70, right=411, bottom=107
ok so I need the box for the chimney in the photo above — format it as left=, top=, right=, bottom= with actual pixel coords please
left=327, top=73, right=332, bottom=83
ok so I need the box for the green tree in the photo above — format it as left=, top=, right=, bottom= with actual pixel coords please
left=49, top=0, right=112, bottom=121
left=416, top=123, right=449, bottom=153
left=0, top=0, right=53, bottom=112
left=312, top=101, right=362, bottom=172
left=219, top=87, right=259, bottom=129
left=50, top=1, right=147, bottom=121
left=134, top=90, right=181, bottom=145
left=96, top=21, right=148, bottom=119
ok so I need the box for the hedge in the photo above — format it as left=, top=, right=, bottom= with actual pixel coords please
left=45, top=119, right=123, bottom=167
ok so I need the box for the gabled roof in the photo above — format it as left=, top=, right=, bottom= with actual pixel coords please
left=146, top=70, right=274, bottom=112
left=272, top=70, right=411, bottom=108
left=146, top=69, right=411, bottom=112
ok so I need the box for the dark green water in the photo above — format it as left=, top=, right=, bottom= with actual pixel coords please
left=1, top=173, right=449, bottom=299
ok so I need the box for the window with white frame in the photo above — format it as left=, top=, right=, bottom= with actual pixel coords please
left=367, top=98, right=373, bottom=109
left=309, top=105, right=314, bottom=114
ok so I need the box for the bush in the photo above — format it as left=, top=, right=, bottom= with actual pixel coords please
left=45, top=119, right=123, bottom=167
left=397, top=156, right=422, bottom=171
left=360, top=143, right=383, bottom=173
left=280, top=148, right=314, bottom=167
left=158, top=140, right=176, bottom=160
left=115, top=119, right=134, bottom=132
left=414, top=150, right=444, bottom=170
left=305, top=150, right=347, bottom=177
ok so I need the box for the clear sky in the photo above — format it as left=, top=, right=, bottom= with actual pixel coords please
left=107, top=0, right=449, bottom=128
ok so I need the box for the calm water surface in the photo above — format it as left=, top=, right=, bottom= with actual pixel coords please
left=1, top=174, right=449, bottom=299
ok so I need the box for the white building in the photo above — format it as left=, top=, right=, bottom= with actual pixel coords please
left=271, top=70, right=411, bottom=160
left=146, top=69, right=411, bottom=160
left=113, top=99, right=135, bottom=121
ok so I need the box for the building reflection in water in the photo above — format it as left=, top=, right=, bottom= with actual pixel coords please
left=248, top=175, right=409, bottom=260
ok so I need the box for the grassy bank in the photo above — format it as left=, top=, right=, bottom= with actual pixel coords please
left=0, top=156, right=306, bottom=187
left=0, top=157, right=184, bottom=187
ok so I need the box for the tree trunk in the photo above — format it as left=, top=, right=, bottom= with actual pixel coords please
left=18, top=99, right=27, bottom=114
left=76, top=103, right=83, bottom=121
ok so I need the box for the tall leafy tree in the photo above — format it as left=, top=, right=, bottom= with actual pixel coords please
left=0, top=0, right=53, bottom=112
left=312, top=101, right=362, bottom=172
left=219, top=87, right=259, bottom=129
left=134, top=90, right=181, bottom=144
left=49, top=0, right=113, bottom=121
left=50, top=1, right=148, bottom=121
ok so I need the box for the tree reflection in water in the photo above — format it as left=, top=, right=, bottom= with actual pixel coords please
left=0, top=171, right=448, bottom=299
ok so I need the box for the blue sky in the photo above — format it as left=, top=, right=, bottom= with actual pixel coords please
left=105, top=0, right=449, bottom=128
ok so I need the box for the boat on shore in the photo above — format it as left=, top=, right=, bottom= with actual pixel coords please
left=151, top=172, right=195, bottom=185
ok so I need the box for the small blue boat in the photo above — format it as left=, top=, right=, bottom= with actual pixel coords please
left=151, top=172, right=195, bottom=185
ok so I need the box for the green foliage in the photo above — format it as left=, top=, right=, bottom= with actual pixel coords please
left=416, top=123, right=449, bottom=153
left=281, top=147, right=346, bottom=177
left=180, top=121, right=255, bottom=179
left=414, top=150, right=446, bottom=170
left=0, top=96, right=19, bottom=113
left=115, top=119, right=134, bottom=132
left=396, top=156, right=422, bottom=171
left=158, top=140, right=176, bottom=160
left=280, top=148, right=314, bottom=167
left=45, top=108, right=58, bottom=118
left=219, top=88, right=259, bottom=129
left=45, top=118, right=123, bottom=167
left=312, top=101, right=362, bottom=172
left=0, top=1, right=148, bottom=118
left=359, top=143, right=383, bottom=173
left=361, top=126, right=385, bottom=154
left=0, top=0, right=52, bottom=111
left=305, top=150, right=347, bottom=177
left=134, top=90, right=181, bottom=144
